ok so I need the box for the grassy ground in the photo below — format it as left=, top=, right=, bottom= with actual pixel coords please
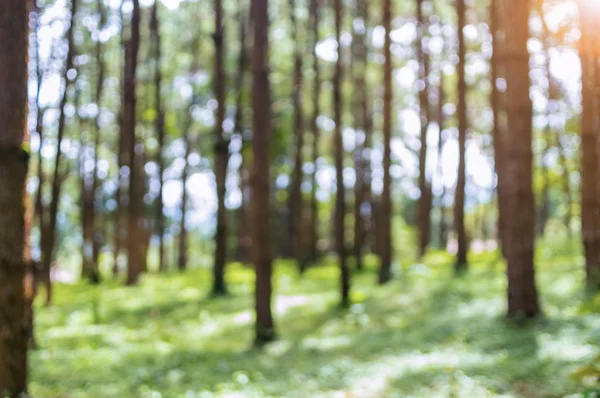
left=31, top=240, right=599, bottom=397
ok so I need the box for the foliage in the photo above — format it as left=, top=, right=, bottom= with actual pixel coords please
left=31, top=236, right=597, bottom=397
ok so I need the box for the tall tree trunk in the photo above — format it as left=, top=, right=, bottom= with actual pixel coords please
left=378, top=0, right=393, bottom=285
left=125, top=0, right=141, bottom=285
left=252, top=0, right=276, bottom=346
left=353, top=0, right=370, bottom=271
left=578, top=0, right=600, bottom=289
left=308, top=0, right=321, bottom=264
left=490, top=0, right=508, bottom=257
left=505, top=0, right=539, bottom=317
left=234, top=6, right=250, bottom=264
left=436, top=65, right=448, bottom=249
left=454, top=0, right=468, bottom=272
left=416, top=0, right=432, bottom=258
left=81, top=0, right=106, bottom=284
left=333, top=0, right=351, bottom=304
left=557, top=133, right=572, bottom=235
left=114, top=0, right=127, bottom=277
left=288, top=0, right=306, bottom=272
left=213, top=0, right=229, bottom=295
left=43, top=0, right=79, bottom=303
left=178, top=125, right=191, bottom=272
left=151, top=0, right=166, bottom=272
left=0, top=0, right=29, bottom=393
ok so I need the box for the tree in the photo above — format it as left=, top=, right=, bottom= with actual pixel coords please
left=252, top=0, right=276, bottom=345
left=454, top=0, right=468, bottom=272
left=151, top=0, right=167, bottom=272
left=80, top=0, right=107, bottom=283
left=490, top=0, right=508, bottom=257
left=0, top=0, right=29, bottom=394
left=352, top=0, right=370, bottom=270
left=125, top=0, right=142, bottom=285
left=504, top=0, right=539, bottom=317
left=378, top=0, right=393, bottom=285
left=42, top=0, right=79, bottom=303
left=213, top=0, right=230, bottom=295
left=578, top=0, right=600, bottom=289
left=333, top=0, right=351, bottom=304
left=416, top=0, right=433, bottom=258
left=308, top=0, right=321, bottom=264
left=288, top=0, right=306, bottom=271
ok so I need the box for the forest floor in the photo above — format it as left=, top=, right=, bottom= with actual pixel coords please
left=31, top=239, right=600, bottom=397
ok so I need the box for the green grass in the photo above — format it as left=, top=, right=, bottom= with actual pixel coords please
left=31, top=240, right=599, bottom=397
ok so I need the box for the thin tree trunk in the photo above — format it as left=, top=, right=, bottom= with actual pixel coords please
left=0, top=0, right=29, bottom=393
left=252, top=0, right=276, bottom=346
left=213, top=0, right=229, bottom=295
left=125, top=0, right=141, bottom=285
left=416, top=0, right=432, bottom=258
left=178, top=125, right=191, bottom=272
left=490, top=0, right=508, bottom=257
left=505, top=0, right=539, bottom=317
left=333, top=0, right=351, bottom=304
left=43, top=0, right=79, bottom=303
left=308, top=0, right=321, bottom=264
left=151, top=0, right=166, bottom=272
left=578, top=0, right=600, bottom=289
left=114, top=0, right=127, bottom=277
left=436, top=65, right=447, bottom=248
left=352, top=0, right=369, bottom=271
left=288, top=0, right=306, bottom=272
left=455, top=0, right=468, bottom=271
left=378, top=0, right=393, bottom=285
left=234, top=6, right=250, bottom=264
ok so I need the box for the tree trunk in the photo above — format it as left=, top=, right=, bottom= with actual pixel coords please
left=178, top=123, right=192, bottom=272
left=505, top=0, right=539, bottom=317
left=378, top=0, right=393, bottom=285
left=416, top=0, right=432, bottom=258
left=490, top=0, right=509, bottom=257
left=234, top=6, right=251, bottom=264
left=43, top=0, right=79, bottom=303
left=252, top=0, right=276, bottom=346
left=288, top=0, right=306, bottom=272
left=454, top=0, right=468, bottom=272
left=333, top=0, right=351, bottom=304
left=352, top=0, right=370, bottom=271
left=0, top=0, right=29, bottom=393
left=151, top=0, right=166, bottom=272
left=125, top=0, right=141, bottom=285
left=578, top=0, right=600, bottom=289
left=213, top=0, right=229, bottom=295
left=436, top=64, right=448, bottom=249
left=114, top=0, right=128, bottom=277
left=308, top=0, right=321, bottom=264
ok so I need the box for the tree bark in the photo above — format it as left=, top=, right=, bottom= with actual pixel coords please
left=213, top=0, right=230, bottom=295
left=288, top=0, right=306, bottom=272
left=578, top=0, right=600, bottom=289
left=505, top=0, right=539, bottom=317
left=352, top=0, right=370, bottom=271
left=379, top=0, right=393, bottom=285
left=0, top=0, right=29, bottom=393
left=308, top=0, right=321, bottom=264
left=234, top=6, right=251, bottom=264
left=416, top=0, right=432, bottom=258
left=333, top=0, right=351, bottom=304
left=436, top=64, right=448, bottom=249
left=43, top=0, right=79, bottom=303
left=151, top=0, right=166, bottom=272
left=490, top=0, right=509, bottom=257
left=125, top=0, right=141, bottom=285
left=252, top=0, right=276, bottom=345
left=455, top=0, right=468, bottom=272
